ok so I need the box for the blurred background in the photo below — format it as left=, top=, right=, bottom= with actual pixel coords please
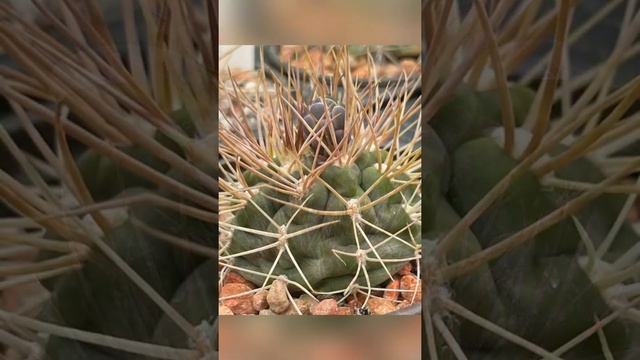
left=219, top=0, right=421, bottom=45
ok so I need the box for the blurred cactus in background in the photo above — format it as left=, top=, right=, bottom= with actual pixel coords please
left=423, top=0, right=640, bottom=359
left=0, top=1, right=216, bottom=359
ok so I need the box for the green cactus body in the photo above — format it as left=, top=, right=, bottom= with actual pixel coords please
left=0, top=4, right=221, bottom=359
left=220, top=74, right=422, bottom=307
left=425, top=195, right=509, bottom=351
left=76, top=144, right=170, bottom=202
left=76, top=108, right=196, bottom=202
left=228, top=150, right=418, bottom=293
left=40, top=111, right=216, bottom=358
left=153, top=259, right=217, bottom=349
left=549, top=150, right=639, bottom=257
left=430, top=85, right=535, bottom=153
left=426, top=85, right=640, bottom=358
left=40, top=202, right=216, bottom=359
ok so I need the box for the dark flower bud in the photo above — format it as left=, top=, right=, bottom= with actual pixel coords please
left=309, top=101, right=327, bottom=120
left=331, top=105, right=346, bottom=131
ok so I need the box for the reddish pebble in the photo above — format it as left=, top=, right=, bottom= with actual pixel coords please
left=335, top=307, right=353, bottom=315
left=220, top=283, right=256, bottom=315
left=367, top=297, right=397, bottom=315
left=399, top=262, right=413, bottom=275
left=311, top=299, right=338, bottom=315
left=352, top=65, right=371, bottom=78
left=223, top=272, right=255, bottom=289
left=383, top=278, right=401, bottom=301
left=347, top=298, right=360, bottom=312
left=284, top=299, right=309, bottom=315
left=397, top=300, right=412, bottom=309
left=400, top=275, right=422, bottom=302
left=400, top=59, right=420, bottom=74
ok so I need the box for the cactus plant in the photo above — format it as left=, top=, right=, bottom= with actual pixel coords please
left=0, top=1, right=216, bottom=359
left=219, top=46, right=422, bottom=313
left=423, top=1, right=640, bottom=359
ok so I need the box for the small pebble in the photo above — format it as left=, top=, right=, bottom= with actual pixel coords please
left=347, top=298, right=361, bottom=312
left=367, top=297, right=397, bottom=315
left=347, top=293, right=370, bottom=311
left=219, top=305, right=234, bottom=316
left=293, top=298, right=310, bottom=314
left=383, top=278, right=401, bottom=301
left=397, top=300, right=412, bottom=310
left=352, top=65, right=371, bottom=78
left=400, top=275, right=422, bottom=302
left=223, top=272, right=255, bottom=289
left=298, top=294, right=318, bottom=311
left=335, top=307, right=353, bottom=315
left=398, top=262, right=413, bottom=276
left=311, top=299, right=338, bottom=315
left=400, top=59, right=420, bottom=74
left=220, top=283, right=256, bottom=315
left=252, top=290, right=268, bottom=312
left=382, top=63, right=402, bottom=78
left=267, top=279, right=290, bottom=314
left=284, top=299, right=309, bottom=315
